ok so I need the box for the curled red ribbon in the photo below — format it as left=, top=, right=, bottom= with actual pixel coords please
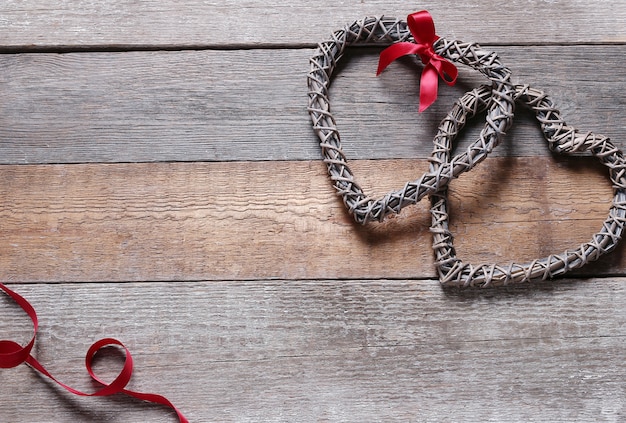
left=377, top=10, right=458, bottom=112
left=0, top=282, right=188, bottom=422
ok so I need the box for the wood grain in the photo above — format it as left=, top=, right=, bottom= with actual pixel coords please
left=0, top=157, right=622, bottom=283
left=0, top=0, right=624, bottom=49
left=1, top=279, right=624, bottom=422
left=0, top=45, right=624, bottom=164
left=1, top=2, right=625, bottom=422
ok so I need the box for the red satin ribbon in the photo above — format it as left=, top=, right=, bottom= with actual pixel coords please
left=377, top=10, right=458, bottom=112
left=0, top=282, right=188, bottom=423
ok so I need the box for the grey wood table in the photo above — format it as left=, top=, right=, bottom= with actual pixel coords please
left=1, top=1, right=625, bottom=422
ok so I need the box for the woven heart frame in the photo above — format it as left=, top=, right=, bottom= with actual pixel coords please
left=307, top=16, right=515, bottom=224
left=429, top=84, right=626, bottom=287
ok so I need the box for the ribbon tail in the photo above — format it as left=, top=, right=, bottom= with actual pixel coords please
left=418, top=64, right=440, bottom=113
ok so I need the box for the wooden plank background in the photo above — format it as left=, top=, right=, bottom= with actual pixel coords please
left=1, top=1, right=625, bottom=422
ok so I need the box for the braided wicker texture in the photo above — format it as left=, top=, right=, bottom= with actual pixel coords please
left=308, top=16, right=626, bottom=287
left=307, top=16, right=515, bottom=224
left=429, top=84, right=626, bottom=287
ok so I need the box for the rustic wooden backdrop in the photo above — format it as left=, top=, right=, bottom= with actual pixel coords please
left=1, top=1, right=625, bottom=421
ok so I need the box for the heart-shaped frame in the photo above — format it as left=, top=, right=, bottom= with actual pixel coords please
left=307, top=16, right=516, bottom=224
left=429, top=84, right=626, bottom=287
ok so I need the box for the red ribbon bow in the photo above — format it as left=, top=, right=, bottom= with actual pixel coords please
left=377, top=10, right=458, bottom=112
left=0, top=282, right=188, bottom=422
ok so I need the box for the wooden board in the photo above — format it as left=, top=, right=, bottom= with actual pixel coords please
left=0, top=45, right=624, bottom=164
left=2, top=279, right=625, bottom=422
left=0, top=157, right=622, bottom=283
left=0, top=0, right=624, bottom=49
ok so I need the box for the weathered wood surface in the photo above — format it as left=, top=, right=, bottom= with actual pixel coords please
left=0, top=157, right=622, bottom=282
left=0, top=0, right=624, bottom=49
left=2, top=279, right=625, bottom=422
left=1, top=1, right=625, bottom=422
left=1, top=45, right=624, bottom=164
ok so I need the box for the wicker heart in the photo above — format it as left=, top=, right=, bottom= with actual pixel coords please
left=307, top=16, right=515, bottom=224
left=429, top=84, right=626, bottom=287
